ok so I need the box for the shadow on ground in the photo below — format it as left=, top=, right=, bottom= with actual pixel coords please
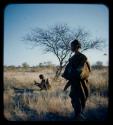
left=85, top=105, right=108, bottom=121
left=12, top=87, right=41, bottom=94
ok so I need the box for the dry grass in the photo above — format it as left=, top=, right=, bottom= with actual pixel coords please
left=3, top=67, right=108, bottom=121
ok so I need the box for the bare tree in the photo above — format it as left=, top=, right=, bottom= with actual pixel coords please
left=23, top=24, right=104, bottom=78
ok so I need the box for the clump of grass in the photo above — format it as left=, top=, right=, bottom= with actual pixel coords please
left=88, top=69, right=108, bottom=96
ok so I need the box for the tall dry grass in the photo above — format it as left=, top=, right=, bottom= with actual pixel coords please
left=3, top=67, right=108, bottom=121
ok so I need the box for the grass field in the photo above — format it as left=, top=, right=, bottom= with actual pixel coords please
left=3, top=67, right=108, bottom=121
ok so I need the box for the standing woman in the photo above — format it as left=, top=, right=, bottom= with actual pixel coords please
left=62, top=39, right=91, bottom=120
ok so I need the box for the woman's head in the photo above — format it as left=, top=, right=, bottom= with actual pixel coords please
left=71, top=39, right=81, bottom=52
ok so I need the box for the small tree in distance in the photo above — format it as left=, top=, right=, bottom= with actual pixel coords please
left=23, top=23, right=105, bottom=78
left=92, top=61, right=104, bottom=69
left=22, top=62, right=29, bottom=69
left=96, top=61, right=103, bottom=69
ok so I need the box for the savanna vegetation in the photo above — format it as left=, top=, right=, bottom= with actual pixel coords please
left=3, top=64, right=108, bottom=121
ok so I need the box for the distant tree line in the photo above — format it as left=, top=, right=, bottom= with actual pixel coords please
left=91, top=61, right=107, bottom=69
left=4, top=61, right=107, bottom=72
left=4, top=61, right=56, bottom=71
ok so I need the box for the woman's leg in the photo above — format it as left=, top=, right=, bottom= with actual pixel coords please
left=81, top=80, right=89, bottom=99
left=71, top=95, right=81, bottom=119
left=79, top=86, right=86, bottom=112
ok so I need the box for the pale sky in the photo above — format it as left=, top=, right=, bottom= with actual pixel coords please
left=4, top=4, right=109, bottom=66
